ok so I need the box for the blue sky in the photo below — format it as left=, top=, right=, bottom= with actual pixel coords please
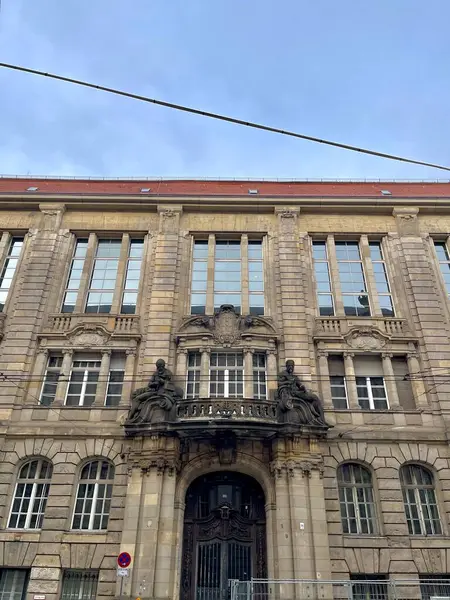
left=0, top=0, right=449, bottom=179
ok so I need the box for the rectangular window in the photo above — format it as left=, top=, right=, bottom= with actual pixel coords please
left=214, top=241, right=242, bottom=312
left=39, top=356, right=63, bottom=406
left=335, top=241, right=370, bottom=317
left=312, top=241, right=334, bottom=316
left=350, top=575, right=388, bottom=600
left=420, top=575, right=450, bottom=600
left=190, top=237, right=265, bottom=316
left=354, top=356, right=388, bottom=410
left=248, top=241, right=264, bottom=315
left=0, top=237, right=24, bottom=312
left=186, top=352, right=201, bottom=399
left=0, top=569, right=29, bottom=600
left=121, top=239, right=144, bottom=314
left=191, top=240, right=208, bottom=314
left=252, top=352, right=267, bottom=399
left=369, top=242, right=394, bottom=317
left=104, top=355, right=125, bottom=407
left=61, top=239, right=88, bottom=313
left=210, top=353, right=244, bottom=398
left=85, top=239, right=121, bottom=313
left=66, top=358, right=101, bottom=406
left=435, top=241, right=450, bottom=296
left=328, top=355, right=348, bottom=409
left=61, top=570, right=98, bottom=600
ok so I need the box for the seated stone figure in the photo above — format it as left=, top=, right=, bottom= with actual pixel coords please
left=276, top=360, right=328, bottom=427
left=127, top=359, right=183, bottom=425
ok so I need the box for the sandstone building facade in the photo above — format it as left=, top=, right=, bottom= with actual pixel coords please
left=0, top=178, right=449, bottom=600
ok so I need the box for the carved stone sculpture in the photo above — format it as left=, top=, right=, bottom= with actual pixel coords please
left=126, top=359, right=183, bottom=425
left=276, top=360, right=329, bottom=427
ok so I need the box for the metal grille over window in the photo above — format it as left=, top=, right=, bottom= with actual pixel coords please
left=61, top=570, right=99, bottom=600
left=86, top=239, right=121, bottom=313
left=210, top=353, right=244, bottom=398
left=336, top=241, right=370, bottom=317
left=121, top=239, right=144, bottom=314
left=61, top=239, right=88, bottom=313
left=72, top=460, right=114, bottom=530
left=8, top=459, right=52, bottom=529
left=186, top=352, right=201, bottom=399
left=350, top=575, right=388, bottom=600
left=40, top=356, right=63, bottom=406
left=0, top=237, right=23, bottom=312
left=338, top=463, right=376, bottom=534
left=66, top=358, right=101, bottom=406
left=369, top=242, right=395, bottom=316
left=400, top=464, right=442, bottom=535
left=252, top=353, right=267, bottom=399
left=248, top=241, right=264, bottom=315
left=312, top=241, right=334, bottom=316
left=0, top=569, right=30, bottom=600
left=419, top=575, right=450, bottom=600
left=214, top=241, right=242, bottom=313
left=434, top=241, right=450, bottom=296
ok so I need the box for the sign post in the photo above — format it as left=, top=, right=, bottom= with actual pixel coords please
left=117, top=552, right=132, bottom=598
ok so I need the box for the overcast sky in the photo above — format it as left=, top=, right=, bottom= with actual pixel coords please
left=0, top=1, right=449, bottom=180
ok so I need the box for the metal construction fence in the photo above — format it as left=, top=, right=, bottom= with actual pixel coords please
left=229, top=578, right=450, bottom=600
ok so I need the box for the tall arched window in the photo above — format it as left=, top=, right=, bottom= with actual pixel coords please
left=72, top=460, right=114, bottom=531
left=8, top=459, right=53, bottom=529
left=338, top=463, right=376, bottom=534
left=400, top=464, right=442, bottom=535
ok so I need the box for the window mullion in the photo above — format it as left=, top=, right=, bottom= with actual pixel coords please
left=241, top=234, right=249, bottom=314
left=352, top=483, right=362, bottom=534
left=360, top=235, right=381, bottom=316
left=89, top=482, right=100, bottom=530
left=326, top=235, right=344, bottom=316
left=75, top=233, right=97, bottom=313
left=80, top=369, right=89, bottom=406
left=367, top=377, right=375, bottom=410
left=25, top=482, right=38, bottom=529
left=415, top=486, right=426, bottom=534
left=110, top=234, right=129, bottom=314
left=224, top=368, right=229, bottom=398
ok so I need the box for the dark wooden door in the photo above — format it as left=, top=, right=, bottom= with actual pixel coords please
left=181, top=473, right=267, bottom=600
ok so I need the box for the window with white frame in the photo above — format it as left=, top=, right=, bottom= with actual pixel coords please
left=338, top=463, right=376, bottom=534
left=61, top=570, right=98, bottom=600
left=72, top=460, right=114, bottom=530
left=369, top=242, right=394, bottom=316
left=434, top=241, right=450, bottom=296
left=400, top=464, right=442, bottom=535
left=328, top=355, right=348, bottom=409
left=210, top=352, right=244, bottom=398
left=186, top=352, right=201, bottom=399
left=190, top=237, right=265, bottom=316
left=0, top=237, right=24, bottom=312
left=312, top=241, right=334, bottom=316
left=0, top=569, right=29, bottom=600
left=39, top=356, right=63, bottom=406
left=105, top=355, right=125, bottom=407
left=85, top=239, right=121, bottom=313
left=354, top=356, right=388, bottom=410
left=335, top=241, right=371, bottom=317
left=61, top=238, right=88, bottom=313
left=8, top=459, right=52, bottom=529
left=66, top=358, right=101, bottom=406
left=252, top=352, right=267, bottom=399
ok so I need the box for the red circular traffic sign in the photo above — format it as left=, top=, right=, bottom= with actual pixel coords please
left=117, top=552, right=132, bottom=568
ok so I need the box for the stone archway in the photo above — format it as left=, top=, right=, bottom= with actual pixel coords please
left=180, top=472, right=267, bottom=600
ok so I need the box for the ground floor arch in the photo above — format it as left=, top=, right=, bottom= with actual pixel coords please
left=180, top=471, right=267, bottom=600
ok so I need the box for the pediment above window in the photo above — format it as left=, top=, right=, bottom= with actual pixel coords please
left=176, top=304, right=279, bottom=348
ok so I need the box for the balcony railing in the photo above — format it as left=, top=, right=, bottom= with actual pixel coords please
left=176, top=399, right=278, bottom=422
left=314, top=316, right=409, bottom=337
left=45, top=313, right=140, bottom=335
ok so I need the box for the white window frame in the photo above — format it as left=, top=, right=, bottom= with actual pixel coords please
left=39, top=356, right=63, bottom=406
left=185, top=351, right=202, bottom=399
left=252, top=352, right=267, bottom=400
left=335, top=240, right=371, bottom=317
left=65, top=359, right=101, bottom=406
left=330, top=375, right=349, bottom=409
left=104, top=369, right=125, bottom=407
left=8, top=459, right=52, bottom=530
left=401, top=465, right=442, bottom=536
left=209, top=352, right=244, bottom=399
left=338, top=463, right=376, bottom=535
left=356, top=376, right=389, bottom=410
left=72, top=460, right=114, bottom=531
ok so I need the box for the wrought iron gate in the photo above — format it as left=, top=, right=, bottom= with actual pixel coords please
left=181, top=473, right=267, bottom=600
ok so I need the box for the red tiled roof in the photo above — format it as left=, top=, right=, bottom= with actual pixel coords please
left=0, top=178, right=450, bottom=198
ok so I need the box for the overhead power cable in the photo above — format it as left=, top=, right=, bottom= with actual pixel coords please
left=1, top=62, right=450, bottom=173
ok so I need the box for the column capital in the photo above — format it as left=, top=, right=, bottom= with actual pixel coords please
left=266, top=348, right=277, bottom=355
left=101, top=349, right=112, bottom=357
left=343, top=351, right=355, bottom=359
left=243, top=347, right=255, bottom=354
left=177, top=347, right=188, bottom=355
left=317, top=350, right=329, bottom=358
left=200, top=346, right=211, bottom=354
left=407, top=351, right=420, bottom=360
left=382, top=352, right=394, bottom=359
left=36, top=346, right=49, bottom=356
left=62, top=349, right=74, bottom=357
left=126, top=348, right=137, bottom=357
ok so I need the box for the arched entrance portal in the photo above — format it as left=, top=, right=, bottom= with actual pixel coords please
left=180, top=472, right=267, bottom=600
